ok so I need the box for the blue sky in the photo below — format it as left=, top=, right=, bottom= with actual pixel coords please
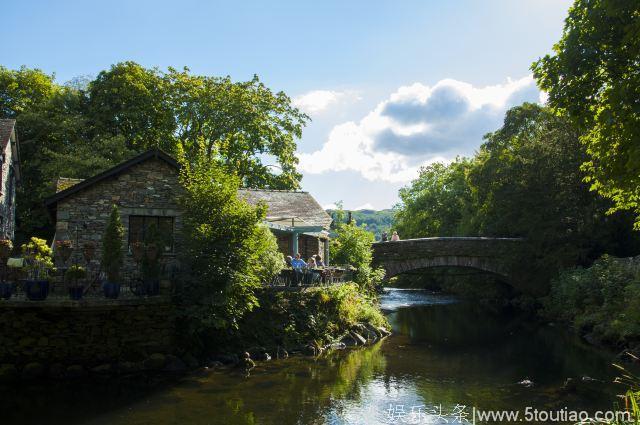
left=2, top=0, right=573, bottom=210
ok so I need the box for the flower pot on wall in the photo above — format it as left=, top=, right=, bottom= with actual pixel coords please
left=25, top=280, right=49, bottom=301
left=68, top=286, right=84, bottom=300
left=0, top=282, right=13, bottom=299
left=144, top=279, right=160, bottom=296
left=103, top=282, right=120, bottom=299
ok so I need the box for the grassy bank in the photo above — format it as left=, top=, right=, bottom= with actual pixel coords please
left=207, top=283, right=390, bottom=356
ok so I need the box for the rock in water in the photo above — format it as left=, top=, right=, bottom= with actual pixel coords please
left=22, top=362, right=45, bottom=380
left=143, top=353, right=167, bottom=370
left=517, top=379, right=534, bottom=388
left=351, top=331, right=367, bottom=346
left=0, top=364, right=18, bottom=382
left=276, top=346, right=288, bottom=359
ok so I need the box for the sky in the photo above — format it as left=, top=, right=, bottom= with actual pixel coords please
left=2, top=0, right=573, bottom=210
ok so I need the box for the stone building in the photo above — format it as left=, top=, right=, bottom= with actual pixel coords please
left=45, top=149, right=332, bottom=273
left=239, top=189, right=332, bottom=262
left=0, top=119, right=20, bottom=240
left=45, top=149, right=183, bottom=276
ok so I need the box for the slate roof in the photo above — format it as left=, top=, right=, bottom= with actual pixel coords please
left=238, top=189, right=333, bottom=230
left=45, top=148, right=332, bottom=230
left=0, top=119, right=15, bottom=149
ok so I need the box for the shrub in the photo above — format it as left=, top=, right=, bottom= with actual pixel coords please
left=330, top=209, right=385, bottom=291
left=21, top=237, right=54, bottom=280
left=176, top=149, right=284, bottom=347
left=543, top=255, right=640, bottom=345
left=65, top=265, right=86, bottom=283
left=101, top=205, right=124, bottom=282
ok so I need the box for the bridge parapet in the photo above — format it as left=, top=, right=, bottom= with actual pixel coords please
left=372, top=237, right=525, bottom=282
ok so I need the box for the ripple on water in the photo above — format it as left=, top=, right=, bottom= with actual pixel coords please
left=380, top=287, right=458, bottom=312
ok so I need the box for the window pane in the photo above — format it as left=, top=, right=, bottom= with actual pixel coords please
left=158, top=217, right=174, bottom=252
left=128, top=215, right=174, bottom=253
left=129, top=216, right=144, bottom=245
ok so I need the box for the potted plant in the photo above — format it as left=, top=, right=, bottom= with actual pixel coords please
left=65, top=265, right=86, bottom=300
left=54, top=239, right=73, bottom=263
left=0, top=239, right=13, bottom=299
left=22, top=237, right=54, bottom=301
left=101, top=205, right=124, bottom=299
left=0, top=239, right=13, bottom=259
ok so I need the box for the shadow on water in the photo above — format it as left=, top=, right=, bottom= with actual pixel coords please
left=0, top=289, right=628, bottom=424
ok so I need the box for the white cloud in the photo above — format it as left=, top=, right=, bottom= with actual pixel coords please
left=293, top=90, right=358, bottom=114
left=353, top=203, right=376, bottom=210
left=298, top=75, right=543, bottom=183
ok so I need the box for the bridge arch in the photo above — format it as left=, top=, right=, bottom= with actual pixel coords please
left=372, top=237, right=525, bottom=287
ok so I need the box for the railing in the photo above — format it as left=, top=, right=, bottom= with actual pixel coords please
left=268, top=266, right=353, bottom=288
left=0, top=264, right=176, bottom=302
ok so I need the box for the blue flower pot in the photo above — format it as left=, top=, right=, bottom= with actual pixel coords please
left=68, top=286, right=84, bottom=300
left=25, top=280, right=49, bottom=301
left=0, top=282, right=13, bottom=300
left=103, top=282, right=120, bottom=299
left=144, top=279, right=160, bottom=296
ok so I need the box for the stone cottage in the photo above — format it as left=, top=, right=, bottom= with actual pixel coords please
left=239, top=189, right=332, bottom=262
left=0, top=119, right=20, bottom=240
left=45, top=149, right=332, bottom=275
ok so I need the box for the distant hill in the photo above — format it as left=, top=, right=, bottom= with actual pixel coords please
left=326, top=209, right=395, bottom=241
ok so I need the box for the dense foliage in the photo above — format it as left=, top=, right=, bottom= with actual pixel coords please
left=176, top=150, right=284, bottom=346
left=327, top=208, right=395, bottom=240
left=543, top=255, right=640, bottom=347
left=330, top=207, right=385, bottom=290
left=394, top=103, right=639, bottom=285
left=0, top=63, right=307, bottom=241
left=532, top=0, right=640, bottom=228
left=394, top=159, right=474, bottom=238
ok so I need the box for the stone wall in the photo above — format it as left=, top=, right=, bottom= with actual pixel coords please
left=0, top=298, right=175, bottom=369
left=0, top=131, right=17, bottom=240
left=372, top=237, right=527, bottom=289
left=54, top=157, right=184, bottom=277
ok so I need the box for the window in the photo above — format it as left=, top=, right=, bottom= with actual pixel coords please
left=128, top=216, right=174, bottom=253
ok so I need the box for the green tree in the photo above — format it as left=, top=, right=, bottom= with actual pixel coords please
left=394, top=158, right=475, bottom=238
left=164, top=68, right=307, bottom=189
left=101, top=205, right=124, bottom=282
left=469, top=103, right=637, bottom=280
left=176, top=147, right=283, bottom=347
left=0, top=66, right=56, bottom=117
left=532, top=0, right=640, bottom=227
left=0, top=63, right=308, bottom=240
left=330, top=205, right=384, bottom=290
left=88, top=62, right=174, bottom=151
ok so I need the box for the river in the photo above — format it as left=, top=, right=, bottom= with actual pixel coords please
left=2, top=289, right=628, bottom=424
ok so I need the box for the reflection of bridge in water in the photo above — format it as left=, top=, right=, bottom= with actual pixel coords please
left=372, top=237, right=527, bottom=289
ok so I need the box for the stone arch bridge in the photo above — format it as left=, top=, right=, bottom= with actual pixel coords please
left=372, top=237, right=526, bottom=288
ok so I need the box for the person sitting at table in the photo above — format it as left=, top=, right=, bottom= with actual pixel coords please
left=285, top=255, right=293, bottom=267
left=291, top=253, right=306, bottom=286
left=291, top=253, right=306, bottom=268
left=307, top=257, right=317, bottom=269
left=315, top=254, right=325, bottom=267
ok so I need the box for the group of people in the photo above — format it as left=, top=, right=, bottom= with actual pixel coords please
left=284, top=253, right=326, bottom=286
left=381, top=231, right=400, bottom=242
left=285, top=253, right=325, bottom=270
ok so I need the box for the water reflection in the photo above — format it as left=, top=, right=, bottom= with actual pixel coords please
left=0, top=289, right=625, bottom=425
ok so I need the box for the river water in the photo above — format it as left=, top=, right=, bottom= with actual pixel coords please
left=3, top=289, right=628, bottom=424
